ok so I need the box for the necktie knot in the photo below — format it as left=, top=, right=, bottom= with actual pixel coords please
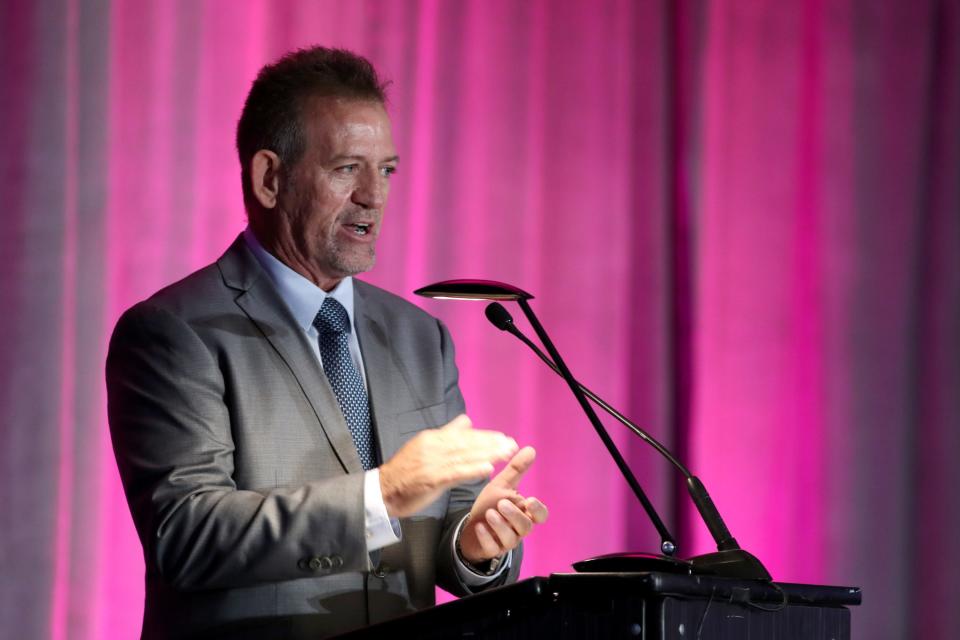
left=313, top=297, right=350, bottom=335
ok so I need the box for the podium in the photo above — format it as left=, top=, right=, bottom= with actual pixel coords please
left=335, top=572, right=861, bottom=639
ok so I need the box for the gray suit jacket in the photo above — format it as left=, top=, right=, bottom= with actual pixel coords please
left=106, top=235, right=521, bottom=639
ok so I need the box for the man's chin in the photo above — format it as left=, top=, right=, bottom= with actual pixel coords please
left=327, top=253, right=376, bottom=279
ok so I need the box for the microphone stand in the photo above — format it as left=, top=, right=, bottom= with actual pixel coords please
left=514, top=298, right=686, bottom=570
left=498, top=300, right=770, bottom=580
left=413, top=280, right=770, bottom=580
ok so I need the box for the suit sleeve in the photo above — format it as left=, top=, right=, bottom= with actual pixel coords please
left=106, top=303, right=367, bottom=591
left=431, top=319, right=523, bottom=596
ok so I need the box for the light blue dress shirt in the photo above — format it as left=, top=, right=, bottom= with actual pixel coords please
left=242, top=229, right=507, bottom=583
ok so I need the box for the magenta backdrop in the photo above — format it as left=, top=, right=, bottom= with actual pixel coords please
left=1, top=1, right=958, bottom=639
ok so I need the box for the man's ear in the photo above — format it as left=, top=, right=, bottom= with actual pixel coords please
left=250, top=150, right=282, bottom=209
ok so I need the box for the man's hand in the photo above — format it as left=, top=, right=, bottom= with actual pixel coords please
left=457, top=446, right=549, bottom=564
left=379, top=414, right=518, bottom=519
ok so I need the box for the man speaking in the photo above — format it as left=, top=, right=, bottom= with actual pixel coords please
left=106, top=46, right=547, bottom=639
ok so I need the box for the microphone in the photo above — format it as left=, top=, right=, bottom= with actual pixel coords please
left=483, top=298, right=682, bottom=562
left=485, top=302, right=771, bottom=580
left=485, top=303, right=690, bottom=476
left=484, top=302, right=514, bottom=331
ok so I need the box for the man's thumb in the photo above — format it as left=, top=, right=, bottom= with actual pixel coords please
left=493, top=446, right=536, bottom=488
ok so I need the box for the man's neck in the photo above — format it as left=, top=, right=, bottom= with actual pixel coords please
left=247, top=220, right=343, bottom=292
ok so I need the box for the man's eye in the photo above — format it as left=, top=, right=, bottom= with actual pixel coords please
left=380, top=165, right=397, bottom=177
left=336, top=164, right=358, bottom=174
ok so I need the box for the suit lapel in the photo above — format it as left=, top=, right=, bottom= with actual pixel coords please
left=218, top=236, right=364, bottom=474
left=353, top=282, right=410, bottom=464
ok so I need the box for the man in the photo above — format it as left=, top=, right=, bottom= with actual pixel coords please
left=106, top=47, right=547, bottom=639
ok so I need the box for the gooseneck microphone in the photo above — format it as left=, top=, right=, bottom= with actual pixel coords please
left=484, top=301, right=771, bottom=580
left=484, top=303, right=691, bottom=476
left=414, top=279, right=771, bottom=580
left=414, top=281, right=680, bottom=560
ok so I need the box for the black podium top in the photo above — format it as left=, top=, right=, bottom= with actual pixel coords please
left=551, top=571, right=861, bottom=606
left=335, top=572, right=861, bottom=639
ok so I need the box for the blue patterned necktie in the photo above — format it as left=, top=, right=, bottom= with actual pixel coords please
left=313, top=297, right=376, bottom=470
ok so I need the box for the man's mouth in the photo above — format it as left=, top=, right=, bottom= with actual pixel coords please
left=347, top=223, right=372, bottom=236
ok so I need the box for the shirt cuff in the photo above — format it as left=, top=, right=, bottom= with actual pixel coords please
left=364, top=468, right=401, bottom=551
left=452, top=514, right=511, bottom=586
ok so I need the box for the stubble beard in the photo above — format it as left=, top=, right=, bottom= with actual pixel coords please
left=321, top=225, right=377, bottom=278
left=283, top=178, right=379, bottom=280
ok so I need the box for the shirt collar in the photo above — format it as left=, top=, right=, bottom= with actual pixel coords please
left=243, top=227, right=355, bottom=334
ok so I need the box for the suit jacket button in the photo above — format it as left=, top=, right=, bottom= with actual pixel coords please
left=319, top=556, right=333, bottom=570
left=307, top=557, right=323, bottom=571
left=332, top=555, right=343, bottom=568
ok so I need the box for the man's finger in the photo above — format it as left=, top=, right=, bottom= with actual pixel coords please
left=441, top=414, right=473, bottom=430
left=492, top=446, right=536, bottom=489
left=523, top=497, right=549, bottom=524
left=472, top=521, right=501, bottom=559
left=485, top=508, right=519, bottom=551
left=460, top=431, right=518, bottom=460
left=497, top=498, right=533, bottom=538
left=435, top=419, right=517, bottom=459
left=442, top=462, right=495, bottom=485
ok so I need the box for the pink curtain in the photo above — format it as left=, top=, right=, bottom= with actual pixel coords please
left=1, top=1, right=957, bottom=638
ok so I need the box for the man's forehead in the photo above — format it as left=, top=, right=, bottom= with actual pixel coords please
left=302, top=96, right=394, bottom=150
left=304, top=95, right=389, bottom=126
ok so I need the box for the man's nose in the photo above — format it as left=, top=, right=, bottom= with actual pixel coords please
left=351, top=169, right=387, bottom=209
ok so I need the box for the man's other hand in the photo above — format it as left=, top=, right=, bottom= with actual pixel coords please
left=457, top=446, right=549, bottom=564
left=379, top=414, right=518, bottom=519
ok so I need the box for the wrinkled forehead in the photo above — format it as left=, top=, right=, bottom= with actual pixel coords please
left=300, top=95, right=394, bottom=155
